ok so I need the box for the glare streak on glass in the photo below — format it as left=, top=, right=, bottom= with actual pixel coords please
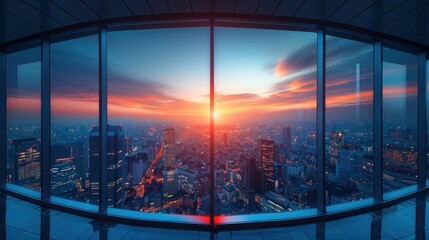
left=325, top=36, right=374, bottom=205
left=383, top=48, right=418, bottom=192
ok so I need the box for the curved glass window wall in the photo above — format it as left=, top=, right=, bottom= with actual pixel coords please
left=1, top=20, right=428, bottom=227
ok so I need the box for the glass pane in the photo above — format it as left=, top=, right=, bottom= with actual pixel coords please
left=325, top=36, right=373, bottom=205
left=215, top=27, right=317, bottom=215
left=6, top=47, right=41, bottom=192
left=50, top=35, right=98, bottom=203
left=383, top=48, right=418, bottom=192
left=107, top=27, right=210, bottom=214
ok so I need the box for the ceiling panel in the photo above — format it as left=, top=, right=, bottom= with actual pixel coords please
left=390, top=15, right=429, bottom=38
left=0, top=0, right=428, bottom=48
left=214, top=0, right=236, bottom=13
left=377, top=3, right=429, bottom=34
left=122, top=0, right=153, bottom=15
left=347, top=0, right=408, bottom=28
left=2, top=30, right=22, bottom=41
left=146, top=0, right=170, bottom=14
left=167, top=0, right=192, bottom=13
left=190, top=0, right=211, bottom=13
left=2, top=25, right=25, bottom=39
left=274, top=0, right=305, bottom=17
left=0, top=1, right=62, bottom=31
left=328, top=0, right=378, bottom=24
left=50, top=0, right=100, bottom=22
left=396, top=22, right=429, bottom=46
left=0, top=9, right=43, bottom=33
left=363, top=0, right=428, bottom=31
left=392, top=20, right=429, bottom=40
left=235, top=0, right=260, bottom=14
left=256, top=0, right=281, bottom=15
left=2, top=20, right=35, bottom=37
left=21, top=0, right=79, bottom=26
left=81, top=0, right=133, bottom=18
left=294, top=0, right=347, bottom=20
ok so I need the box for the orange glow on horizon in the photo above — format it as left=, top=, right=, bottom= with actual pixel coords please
left=7, top=97, right=40, bottom=113
left=8, top=75, right=404, bottom=122
left=51, top=98, right=98, bottom=117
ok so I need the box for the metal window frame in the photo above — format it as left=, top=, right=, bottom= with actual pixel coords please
left=0, top=51, right=5, bottom=187
left=373, top=40, right=383, bottom=202
left=41, top=38, right=51, bottom=200
left=317, top=26, right=326, bottom=214
left=418, top=52, right=427, bottom=188
left=99, top=26, right=108, bottom=214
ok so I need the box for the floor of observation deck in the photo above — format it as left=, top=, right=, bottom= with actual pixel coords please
left=1, top=192, right=428, bottom=240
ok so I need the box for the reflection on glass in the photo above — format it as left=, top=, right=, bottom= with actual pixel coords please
left=50, top=35, right=98, bottom=203
left=6, top=47, right=41, bottom=192
left=325, top=36, right=373, bottom=205
left=383, top=48, right=418, bottom=192
left=215, top=27, right=317, bottom=215
left=107, top=27, right=210, bottom=214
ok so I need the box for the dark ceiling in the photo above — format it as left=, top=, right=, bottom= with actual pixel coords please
left=1, top=0, right=429, bottom=47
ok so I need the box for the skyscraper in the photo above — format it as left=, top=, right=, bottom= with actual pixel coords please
left=257, top=139, right=275, bottom=194
left=329, top=131, right=343, bottom=165
left=241, top=155, right=256, bottom=190
left=162, top=128, right=176, bottom=169
left=283, top=126, right=291, bottom=151
left=51, top=161, right=78, bottom=197
left=89, top=125, right=125, bottom=208
left=163, top=169, right=178, bottom=201
left=51, top=142, right=86, bottom=183
left=8, top=138, right=41, bottom=191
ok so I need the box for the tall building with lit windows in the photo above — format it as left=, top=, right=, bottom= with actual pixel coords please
left=162, top=128, right=176, bottom=169
left=89, top=125, right=125, bottom=208
left=163, top=169, right=178, bottom=200
left=329, top=131, right=343, bottom=165
left=257, top=139, right=275, bottom=194
left=8, top=138, right=41, bottom=191
left=51, top=161, right=78, bottom=196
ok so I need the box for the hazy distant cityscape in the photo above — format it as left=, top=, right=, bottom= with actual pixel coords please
left=6, top=119, right=417, bottom=216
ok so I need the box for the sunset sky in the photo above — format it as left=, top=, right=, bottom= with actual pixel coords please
left=6, top=27, right=418, bottom=126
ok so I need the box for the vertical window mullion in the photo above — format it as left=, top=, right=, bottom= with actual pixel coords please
left=99, top=26, right=108, bottom=213
left=41, top=39, right=50, bottom=200
left=317, top=26, right=326, bottom=214
left=418, top=52, right=427, bottom=188
left=0, top=51, right=5, bottom=186
left=373, top=40, right=383, bottom=202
